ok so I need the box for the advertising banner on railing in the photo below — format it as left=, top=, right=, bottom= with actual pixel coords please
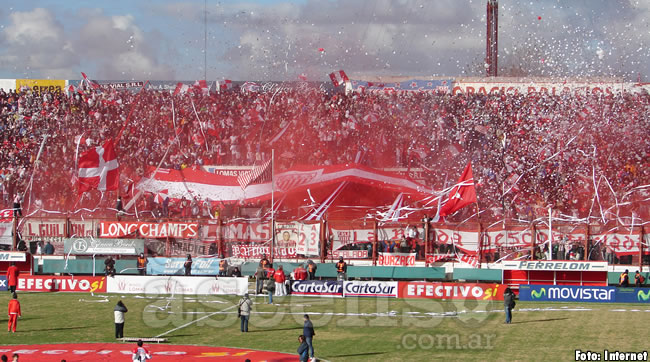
left=229, top=243, right=296, bottom=259
left=343, top=281, right=398, bottom=298
left=63, top=238, right=145, bottom=255
left=145, top=239, right=213, bottom=256
left=332, top=249, right=368, bottom=259
left=502, top=260, right=608, bottom=271
left=222, top=221, right=270, bottom=242
left=275, top=221, right=320, bottom=256
left=329, top=226, right=424, bottom=251
left=16, top=79, right=66, bottom=94
left=107, top=275, right=247, bottom=295
left=377, top=252, right=416, bottom=266
left=0, top=251, right=27, bottom=262
left=146, top=256, right=221, bottom=275
left=22, top=219, right=66, bottom=237
left=291, top=280, right=343, bottom=297
left=398, top=282, right=507, bottom=300
left=99, top=221, right=199, bottom=239
left=17, top=275, right=106, bottom=293
left=0, top=276, right=6, bottom=291
left=519, top=285, right=616, bottom=303
left=451, top=80, right=626, bottom=96
left=69, top=220, right=96, bottom=237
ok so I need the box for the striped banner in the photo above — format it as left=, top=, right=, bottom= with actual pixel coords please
left=237, top=159, right=271, bottom=190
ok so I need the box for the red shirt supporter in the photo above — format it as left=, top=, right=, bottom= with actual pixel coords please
left=293, top=266, right=307, bottom=281
left=266, top=266, right=275, bottom=279
left=274, top=268, right=286, bottom=283
left=6, top=264, right=19, bottom=292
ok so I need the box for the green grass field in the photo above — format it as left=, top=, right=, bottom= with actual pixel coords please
left=0, top=291, right=648, bottom=361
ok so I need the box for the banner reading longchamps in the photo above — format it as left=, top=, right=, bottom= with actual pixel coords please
left=16, top=79, right=66, bottom=94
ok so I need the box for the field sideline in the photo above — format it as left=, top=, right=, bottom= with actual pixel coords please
left=0, top=291, right=648, bottom=361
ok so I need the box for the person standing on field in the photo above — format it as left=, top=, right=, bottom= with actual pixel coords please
left=114, top=300, right=128, bottom=338
left=184, top=254, right=193, bottom=276
left=238, top=293, right=253, bottom=332
left=274, top=265, right=286, bottom=296
left=7, top=293, right=20, bottom=333
left=303, top=314, right=316, bottom=361
left=503, top=287, right=515, bottom=324
left=6, top=262, right=19, bottom=294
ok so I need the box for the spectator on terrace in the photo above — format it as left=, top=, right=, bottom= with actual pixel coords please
left=44, top=241, right=54, bottom=255
left=105, top=256, right=116, bottom=277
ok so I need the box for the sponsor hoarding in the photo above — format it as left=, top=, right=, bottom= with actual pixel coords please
left=146, top=257, right=221, bottom=275
left=332, top=249, right=368, bottom=259
left=16, top=79, right=66, bottom=94
left=17, top=276, right=107, bottom=293
left=22, top=219, right=66, bottom=237
left=63, top=238, right=145, bottom=255
left=617, top=288, right=650, bottom=304
left=99, top=221, right=198, bottom=239
left=502, top=260, right=608, bottom=271
left=0, top=252, right=26, bottom=262
left=398, top=282, right=506, bottom=300
left=0, top=276, right=6, bottom=291
left=519, top=285, right=616, bottom=303
left=290, top=280, right=343, bottom=297
left=377, top=252, right=416, bottom=266
left=343, top=281, right=398, bottom=298
left=107, top=275, right=247, bottom=295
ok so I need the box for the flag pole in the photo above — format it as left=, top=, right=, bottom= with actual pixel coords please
left=548, top=206, right=553, bottom=260
left=270, top=149, right=275, bottom=263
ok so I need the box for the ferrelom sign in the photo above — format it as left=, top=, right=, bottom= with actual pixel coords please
left=519, top=285, right=616, bottom=303
left=502, top=261, right=608, bottom=271
left=343, top=281, right=398, bottom=298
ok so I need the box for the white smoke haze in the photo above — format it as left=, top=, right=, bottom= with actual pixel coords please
left=0, top=0, right=648, bottom=80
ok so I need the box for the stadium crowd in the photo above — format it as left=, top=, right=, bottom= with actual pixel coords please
left=0, top=83, right=648, bottom=223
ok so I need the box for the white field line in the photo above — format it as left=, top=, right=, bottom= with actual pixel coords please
left=154, top=304, right=238, bottom=338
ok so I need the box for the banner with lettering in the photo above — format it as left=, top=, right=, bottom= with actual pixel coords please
left=275, top=221, right=320, bottom=256
left=63, top=238, right=145, bottom=255
left=99, top=221, right=199, bottom=239
left=377, top=252, right=416, bottom=266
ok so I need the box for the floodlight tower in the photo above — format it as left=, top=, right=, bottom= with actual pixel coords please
left=486, top=0, right=498, bottom=77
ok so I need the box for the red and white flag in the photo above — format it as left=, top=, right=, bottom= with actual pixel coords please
left=193, top=80, right=209, bottom=94
left=173, top=82, right=190, bottom=95
left=218, top=79, right=232, bottom=91
left=237, top=159, right=271, bottom=190
left=329, top=70, right=349, bottom=87
left=81, top=72, right=101, bottom=90
left=438, top=161, right=477, bottom=217
left=77, top=139, right=120, bottom=194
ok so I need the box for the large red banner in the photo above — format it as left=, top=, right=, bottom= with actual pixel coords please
left=398, top=282, right=506, bottom=300
left=99, top=221, right=198, bottom=239
left=17, top=276, right=107, bottom=293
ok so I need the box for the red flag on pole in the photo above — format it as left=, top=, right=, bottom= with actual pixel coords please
left=439, top=161, right=477, bottom=217
left=77, top=139, right=120, bottom=194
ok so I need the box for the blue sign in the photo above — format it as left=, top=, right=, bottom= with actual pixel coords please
left=519, top=285, right=617, bottom=303
left=0, top=276, right=7, bottom=291
left=147, top=257, right=221, bottom=276
left=615, top=288, right=650, bottom=304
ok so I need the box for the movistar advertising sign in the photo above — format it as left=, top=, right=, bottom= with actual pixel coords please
left=520, top=285, right=616, bottom=303
left=520, top=285, right=650, bottom=303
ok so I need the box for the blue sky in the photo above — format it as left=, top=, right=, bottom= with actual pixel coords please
left=0, top=0, right=649, bottom=81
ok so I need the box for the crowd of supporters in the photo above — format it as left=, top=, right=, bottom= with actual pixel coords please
left=0, top=83, right=647, bottom=222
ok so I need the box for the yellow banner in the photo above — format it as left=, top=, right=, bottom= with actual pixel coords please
left=15, top=79, right=66, bottom=94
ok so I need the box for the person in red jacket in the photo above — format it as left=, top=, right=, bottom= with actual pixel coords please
left=274, top=265, right=286, bottom=296
left=293, top=264, right=307, bottom=281
left=6, top=263, right=19, bottom=293
left=7, top=293, right=21, bottom=333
